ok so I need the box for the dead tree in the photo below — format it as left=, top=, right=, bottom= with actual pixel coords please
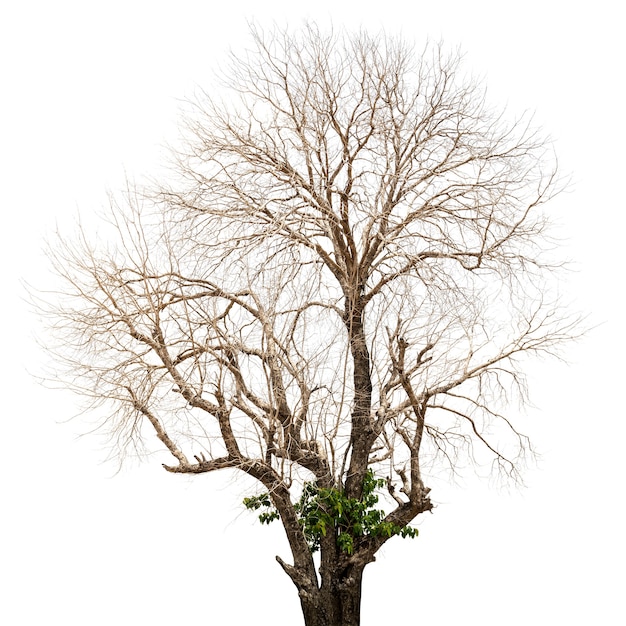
left=42, top=25, right=577, bottom=626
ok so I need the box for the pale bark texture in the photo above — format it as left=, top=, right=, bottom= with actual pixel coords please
left=41, top=25, right=577, bottom=626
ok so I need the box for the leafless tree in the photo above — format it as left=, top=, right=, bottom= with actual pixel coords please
left=41, top=25, right=578, bottom=626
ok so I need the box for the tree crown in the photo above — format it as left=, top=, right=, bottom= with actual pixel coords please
left=40, top=25, right=577, bottom=578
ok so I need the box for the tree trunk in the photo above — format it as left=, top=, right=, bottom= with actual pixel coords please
left=298, top=565, right=365, bottom=626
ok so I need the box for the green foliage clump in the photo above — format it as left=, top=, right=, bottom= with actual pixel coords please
left=242, top=492, right=280, bottom=525
left=243, top=470, right=418, bottom=554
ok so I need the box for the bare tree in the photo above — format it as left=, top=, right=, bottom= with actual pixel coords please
left=41, top=25, right=577, bottom=626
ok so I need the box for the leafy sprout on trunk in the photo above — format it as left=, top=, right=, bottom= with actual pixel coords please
left=245, top=469, right=418, bottom=554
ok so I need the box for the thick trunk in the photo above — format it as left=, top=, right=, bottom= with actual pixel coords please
left=343, top=299, right=375, bottom=499
left=299, top=565, right=365, bottom=626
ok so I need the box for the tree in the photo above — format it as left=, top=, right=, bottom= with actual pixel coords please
left=41, top=25, right=577, bottom=626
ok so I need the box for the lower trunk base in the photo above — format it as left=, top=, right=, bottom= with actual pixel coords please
left=300, top=571, right=364, bottom=626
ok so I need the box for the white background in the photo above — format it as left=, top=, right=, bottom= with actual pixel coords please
left=2, top=1, right=623, bottom=624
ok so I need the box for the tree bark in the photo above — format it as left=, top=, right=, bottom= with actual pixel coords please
left=298, top=565, right=365, bottom=626
left=343, top=297, right=376, bottom=500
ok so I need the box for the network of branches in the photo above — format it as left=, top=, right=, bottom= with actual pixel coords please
left=42, top=25, right=576, bottom=576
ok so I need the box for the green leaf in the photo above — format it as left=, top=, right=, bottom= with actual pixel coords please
left=244, top=471, right=420, bottom=554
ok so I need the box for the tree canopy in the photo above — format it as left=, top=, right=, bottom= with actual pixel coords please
left=42, top=25, right=577, bottom=626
